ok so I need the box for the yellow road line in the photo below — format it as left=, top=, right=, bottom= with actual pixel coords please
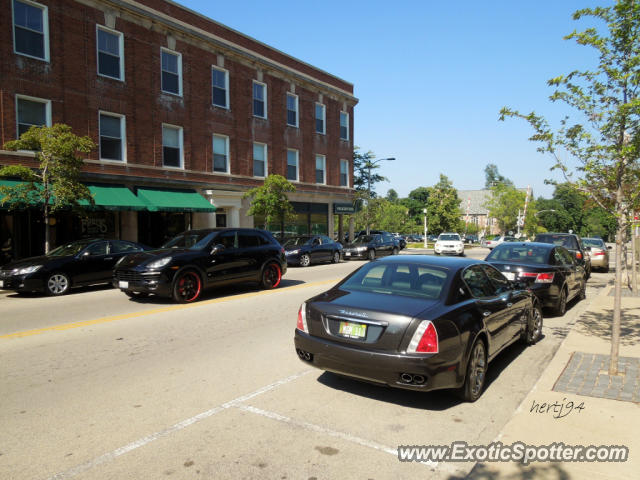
left=1, top=277, right=340, bottom=340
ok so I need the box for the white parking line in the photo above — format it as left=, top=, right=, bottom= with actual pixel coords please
left=44, top=369, right=313, bottom=480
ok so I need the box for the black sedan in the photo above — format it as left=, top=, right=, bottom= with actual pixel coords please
left=283, top=235, right=342, bottom=267
left=0, top=239, right=149, bottom=296
left=342, top=234, right=398, bottom=261
left=113, top=228, right=287, bottom=303
left=485, top=242, right=586, bottom=316
left=294, top=256, right=542, bottom=402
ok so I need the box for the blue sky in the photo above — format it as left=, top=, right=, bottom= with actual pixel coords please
left=179, top=0, right=608, bottom=199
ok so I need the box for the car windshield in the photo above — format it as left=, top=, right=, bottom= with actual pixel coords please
left=535, top=234, right=578, bottom=249
left=583, top=238, right=605, bottom=248
left=341, top=262, right=448, bottom=300
left=47, top=240, right=94, bottom=256
left=438, top=234, right=460, bottom=241
left=353, top=235, right=374, bottom=244
left=283, top=237, right=313, bottom=247
left=162, top=231, right=215, bottom=249
left=487, top=245, right=550, bottom=265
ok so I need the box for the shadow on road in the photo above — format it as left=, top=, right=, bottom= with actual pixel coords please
left=453, top=461, right=571, bottom=480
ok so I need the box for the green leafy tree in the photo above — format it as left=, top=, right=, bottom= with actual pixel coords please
left=426, top=174, right=463, bottom=234
left=0, top=124, right=95, bottom=253
left=352, top=147, right=388, bottom=198
left=499, top=0, right=640, bottom=374
left=400, top=186, right=430, bottom=226
left=484, top=163, right=514, bottom=189
left=485, top=184, right=528, bottom=234
left=244, top=175, right=296, bottom=238
left=385, top=188, right=399, bottom=203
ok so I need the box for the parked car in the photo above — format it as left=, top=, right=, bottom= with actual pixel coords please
left=283, top=235, right=342, bottom=267
left=463, top=234, right=479, bottom=244
left=533, top=233, right=591, bottom=279
left=0, top=239, right=150, bottom=296
left=481, top=235, right=517, bottom=249
left=294, top=255, right=542, bottom=402
left=393, top=234, right=407, bottom=250
left=582, top=237, right=611, bottom=273
left=485, top=242, right=586, bottom=316
left=427, top=234, right=438, bottom=243
left=355, top=230, right=401, bottom=249
left=113, top=228, right=286, bottom=303
left=434, top=233, right=465, bottom=256
left=342, top=234, right=399, bottom=261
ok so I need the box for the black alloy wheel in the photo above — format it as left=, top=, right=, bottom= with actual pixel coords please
left=367, top=249, right=376, bottom=261
left=459, top=339, right=487, bottom=402
left=523, top=306, right=543, bottom=345
left=261, top=262, right=282, bottom=289
left=46, top=272, right=70, bottom=296
left=554, top=287, right=567, bottom=316
left=172, top=270, right=202, bottom=303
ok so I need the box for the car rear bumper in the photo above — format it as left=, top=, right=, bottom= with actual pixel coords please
left=589, top=256, right=608, bottom=268
left=294, top=330, right=460, bottom=392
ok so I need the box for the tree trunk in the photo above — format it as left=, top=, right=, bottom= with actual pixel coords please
left=44, top=203, right=50, bottom=254
left=609, top=195, right=624, bottom=376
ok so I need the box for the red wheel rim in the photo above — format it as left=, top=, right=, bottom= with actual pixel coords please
left=177, top=272, right=201, bottom=302
left=265, top=264, right=282, bottom=288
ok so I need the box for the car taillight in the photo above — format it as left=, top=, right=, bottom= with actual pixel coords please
left=519, top=272, right=554, bottom=283
left=407, top=320, right=438, bottom=354
left=296, top=302, right=309, bottom=333
left=575, top=251, right=583, bottom=260
left=593, top=251, right=605, bottom=256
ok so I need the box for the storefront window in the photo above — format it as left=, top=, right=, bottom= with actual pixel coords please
left=310, top=213, right=327, bottom=235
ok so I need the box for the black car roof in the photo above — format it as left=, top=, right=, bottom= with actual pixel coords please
left=491, top=242, right=555, bottom=251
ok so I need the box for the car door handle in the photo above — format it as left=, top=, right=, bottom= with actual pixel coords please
left=483, top=311, right=491, bottom=317
left=104, top=257, right=113, bottom=260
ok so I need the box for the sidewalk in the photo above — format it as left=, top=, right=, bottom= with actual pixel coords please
left=466, top=285, right=640, bottom=480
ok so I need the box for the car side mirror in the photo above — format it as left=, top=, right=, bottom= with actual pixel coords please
left=607, top=245, right=613, bottom=250
left=210, top=244, right=225, bottom=255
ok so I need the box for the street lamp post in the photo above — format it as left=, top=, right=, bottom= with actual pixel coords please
left=423, top=208, right=428, bottom=248
left=365, top=156, right=395, bottom=234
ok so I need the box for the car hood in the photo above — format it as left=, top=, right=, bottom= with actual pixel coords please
left=1, top=255, right=65, bottom=270
left=115, top=248, right=189, bottom=268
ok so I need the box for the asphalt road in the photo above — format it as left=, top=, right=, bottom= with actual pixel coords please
left=0, top=247, right=612, bottom=480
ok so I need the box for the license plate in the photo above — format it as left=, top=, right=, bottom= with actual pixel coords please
left=339, top=321, right=367, bottom=339
left=503, top=272, right=515, bottom=281
left=345, top=252, right=351, bottom=256
left=119, top=280, right=129, bottom=289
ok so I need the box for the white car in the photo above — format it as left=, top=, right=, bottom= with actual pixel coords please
left=434, top=233, right=465, bottom=256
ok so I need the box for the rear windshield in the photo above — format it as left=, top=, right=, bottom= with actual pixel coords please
left=486, top=245, right=550, bottom=265
left=535, top=234, right=578, bottom=249
left=438, top=234, right=460, bottom=241
left=341, top=262, right=448, bottom=300
left=582, top=238, right=605, bottom=248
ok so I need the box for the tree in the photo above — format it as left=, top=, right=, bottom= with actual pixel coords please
left=243, top=175, right=296, bottom=238
left=426, top=174, right=463, bottom=234
left=400, top=187, right=430, bottom=226
left=385, top=189, right=399, bottom=202
left=499, top=0, right=640, bottom=375
left=0, top=124, right=96, bottom=253
left=484, top=163, right=514, bottom=189
left=485, top=184, right=528, bottom=234
left=352, top=147, right=388, bottom=198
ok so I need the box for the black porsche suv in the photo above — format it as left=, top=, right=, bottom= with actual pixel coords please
left=113, top=228, right=287, bottom=303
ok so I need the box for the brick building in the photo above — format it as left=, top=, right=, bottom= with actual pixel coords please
left=0, top=0, right=357, bottom=259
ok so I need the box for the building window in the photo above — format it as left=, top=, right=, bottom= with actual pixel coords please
left=340, top=111, right=349, bottom=141
left=162, top=125, right=183, bottom=168
left=15, top=95, right=50, bottom=138
left=161, top=48, right=182, bottom=96
left=99, top=112, right=126, bottom=161
left=12, top=0, right=49, bottom=61
left=212, top=134, right=229, bottom=173
left=212, top=66, right=229, bottom=108
left=253, top=81, right=267, bottom=118
left=315, top=154, right=326, bottom=184
left=97, top=26, right=124, bottom=80
left=286, top=149, right=298, bottom=182
left=253, top=142, right=267, bottom=177
left=340, top=159, right=349, bottom=187
left=315, top=103, right=325, bottom=134
left=286, top=93, right=298, bottom=127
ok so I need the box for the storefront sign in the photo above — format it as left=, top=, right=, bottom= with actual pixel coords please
left=333, top=203, right=356, bottom=215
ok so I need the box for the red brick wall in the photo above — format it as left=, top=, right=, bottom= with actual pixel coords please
left=0, top=0, right=355, bottom=194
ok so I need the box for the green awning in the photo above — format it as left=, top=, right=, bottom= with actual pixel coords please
left=0, top=179, right=41, bottom=208
left=136, top=187, right=216, bottom=212
left=80, top=184, right=147, bottom=211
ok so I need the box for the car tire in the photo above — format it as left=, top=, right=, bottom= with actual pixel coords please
left=172, top=270, right=202, bottom=303
left=603, top=266, right=609, bottom=273
left=554, top=286, right=567, bottom=316
left=331, top=251, right=340, bottom=263
left=523, top=305, right=543, bottom=345
left=299, top=254, right=311, bottom=267
left=392, top=248, right=399, bottom=256
left=368, top=249, right=376, bottom=261
left=124, top=290, right=149, bottom=299
left=46, top=272, right=70, bottom=296
left=260, top=262, right=282, bottom=289
left=458, top=338, right=487, bottom=402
